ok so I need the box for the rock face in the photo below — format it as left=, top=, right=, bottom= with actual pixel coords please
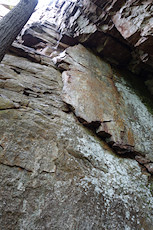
left=54, top=44, right=153, bottom=161
left=32, top=0, right=153, bottom=93
left=0, top=1, right=153, bottom=229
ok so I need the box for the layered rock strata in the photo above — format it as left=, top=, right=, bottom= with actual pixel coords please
left=0, top=44, right=153, bottom=229
left=0, top=0, right=153, bottom=229
left=30, top=0, right=153, bottom=93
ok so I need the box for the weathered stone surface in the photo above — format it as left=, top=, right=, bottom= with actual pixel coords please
left=145, top=163, right=153, bottom=174
left=1, top=0, right=153, bottom=76
left=112, top=0, right=153, bottom=46
left=30, top=0, right=153, bottom=96
left=0, top=1, right=153, bottom=229
left=35, top=1, right=152, bottom=69
left=135, top=155, right=151, bottom=165
left=55, top=44, right=153, bottom=162
left=0, top=46, right=152, bottom=229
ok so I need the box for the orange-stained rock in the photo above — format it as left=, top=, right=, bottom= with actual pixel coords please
left=0, top=2, right=153, bottom=229
left=59, top=44, right=153, bottom=160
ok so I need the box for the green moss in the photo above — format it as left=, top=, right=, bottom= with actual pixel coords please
left=113, top=68, right=153, bottom=115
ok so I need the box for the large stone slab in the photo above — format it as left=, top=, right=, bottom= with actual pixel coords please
left=54, top=45, right=153, bottom=162
left=0, top=34, right=153, bottom=230
left=0, top=51, right=153, bottom=229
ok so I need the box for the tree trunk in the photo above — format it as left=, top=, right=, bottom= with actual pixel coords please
left=0, top=0, right=38, bottom=62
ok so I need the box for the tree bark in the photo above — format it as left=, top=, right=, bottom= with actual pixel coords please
left=0, top=0, right=38, bottom=62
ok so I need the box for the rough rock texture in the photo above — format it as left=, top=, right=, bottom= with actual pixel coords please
left=54, top=44, right=153, bottom=161
left=0, top=1, right=153, bottom=229
left=31, top=0, right=153, bottom=93
left=0, top=50, right=153, bottom=229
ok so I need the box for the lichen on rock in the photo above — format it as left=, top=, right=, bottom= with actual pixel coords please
left=0, top=0, right=153, bottom=229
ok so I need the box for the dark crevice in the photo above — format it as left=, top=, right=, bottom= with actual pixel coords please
left=23, top=88, right=34, bottom=96
left=43, top=91, right=53, bottom=95
left=10, top=67, right=21, bottom=74
left=0, top=162, right=32, bottom=173
left=23, top=90, right=30, bottom=96
left=8, top=48, right=41, bottom=64
left=77, top=117, right=101, bottom=130
left=0, top=106, right=20, bottom=111
left=64, top=103, right=152, bottom=174
left=112, top=149, right=138, bottom=159
left=0, top=144, right=4, bottom=149
left=22, top=33, right=46, bottom=48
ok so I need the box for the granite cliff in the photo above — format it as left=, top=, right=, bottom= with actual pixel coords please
left=0, top=0, right=153, bottom=229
